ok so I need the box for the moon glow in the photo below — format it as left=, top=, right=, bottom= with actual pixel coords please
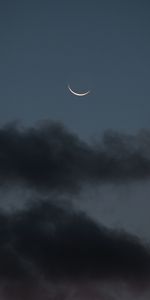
left=68, top=85, right=90, bottom=96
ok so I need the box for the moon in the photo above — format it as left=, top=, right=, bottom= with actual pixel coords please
left=68, top=84, right=90, bottom=96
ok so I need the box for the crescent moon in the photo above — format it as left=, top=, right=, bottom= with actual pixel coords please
left=68, top=85, right=90, bottom=96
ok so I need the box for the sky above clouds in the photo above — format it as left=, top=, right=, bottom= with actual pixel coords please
left=0, top=0, right=150, bottom=137
left=0, top=0, right=150, bottom=299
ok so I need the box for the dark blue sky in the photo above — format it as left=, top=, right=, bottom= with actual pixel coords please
left=0, top=0, right=150, bottom=138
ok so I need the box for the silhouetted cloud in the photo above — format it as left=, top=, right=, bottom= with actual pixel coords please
left=0, top=199, right=150, bottom=284
left=0, top=121, right=150, bottom=299
left=0, top=121, right=150, bottom=192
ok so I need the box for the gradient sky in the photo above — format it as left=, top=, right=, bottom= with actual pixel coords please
left=0, top=0, right=150, bottom=138
left=0, top=1, right=150, bottom=299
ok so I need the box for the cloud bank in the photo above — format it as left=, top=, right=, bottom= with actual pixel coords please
left=0, top=198, right=150, bottom=299
left=0, top=121, right=150, bottom=192
left=0, top=120, right=150, bottom=299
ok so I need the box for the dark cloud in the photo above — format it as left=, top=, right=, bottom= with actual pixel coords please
left=0, top=120, right=150, bottom=298
left=0, top=199, right=150, bottom=285
left=0, top=121, right=150, bottom=192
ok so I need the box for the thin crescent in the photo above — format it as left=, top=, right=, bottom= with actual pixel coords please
left=68, top=85, right=90, bottom=96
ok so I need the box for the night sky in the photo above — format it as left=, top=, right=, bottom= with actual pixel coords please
left=0, top=0, right=150, bottom=299
left=0, top=0, right=150, bottom=137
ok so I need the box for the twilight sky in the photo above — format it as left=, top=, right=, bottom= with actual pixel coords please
left=0, top=0, right=150, bottom=138
left=0, top=0, right=150, bottom=299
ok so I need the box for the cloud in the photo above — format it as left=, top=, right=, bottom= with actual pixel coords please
left=0, top=121, right=150, bottom=193
left=0, top=198, right=149, bottom=299
left=0, top=120, right=150, bottom=299
left=0, top=199, right=150, bottom=283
